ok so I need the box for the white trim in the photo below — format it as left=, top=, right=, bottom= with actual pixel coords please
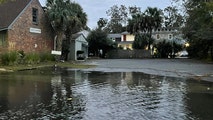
left=8, top=0, right=34, bottom=29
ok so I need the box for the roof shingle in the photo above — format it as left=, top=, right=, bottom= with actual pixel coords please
left=0, top=0, right=32, bottom=30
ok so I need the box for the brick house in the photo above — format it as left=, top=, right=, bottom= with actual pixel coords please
left=0, top=0, right=54, bottom=54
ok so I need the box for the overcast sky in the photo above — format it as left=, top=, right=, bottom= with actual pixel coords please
left=39, top=0, right=172, bottom=29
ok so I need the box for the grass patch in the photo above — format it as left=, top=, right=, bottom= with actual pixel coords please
left=0, top=61, right=96, bottom=72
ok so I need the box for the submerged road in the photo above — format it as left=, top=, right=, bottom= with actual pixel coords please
left=84, top=59, right=213, bottom=82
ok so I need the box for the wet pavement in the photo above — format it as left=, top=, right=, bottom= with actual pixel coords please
left=84, top=59, right=213, bottom=82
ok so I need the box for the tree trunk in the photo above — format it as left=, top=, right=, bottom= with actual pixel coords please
left=148, top=30, right=152, bottom=50
left=56, top=32, right=64, bottom=51
left=211, top=45, right=213, bottom=61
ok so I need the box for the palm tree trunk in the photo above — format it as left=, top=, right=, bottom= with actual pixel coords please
left=56, top=32, right=64, bottom=51
left=148, top=30, right=152, bottom=50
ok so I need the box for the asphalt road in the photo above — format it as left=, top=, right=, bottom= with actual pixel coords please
left=84, top=59, right=213, bottom=82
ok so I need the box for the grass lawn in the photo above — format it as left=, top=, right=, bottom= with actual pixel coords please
left=0, top=61, right=96, bottom=72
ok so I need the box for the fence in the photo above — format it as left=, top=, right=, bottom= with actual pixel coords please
left=106, top=49, right=151, bottom=59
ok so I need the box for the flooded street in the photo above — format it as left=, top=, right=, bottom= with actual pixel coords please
left=0, top=64, right=213, bottom=120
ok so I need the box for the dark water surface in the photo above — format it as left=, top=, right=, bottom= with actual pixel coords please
left=0, top=67, right=213, bottom=120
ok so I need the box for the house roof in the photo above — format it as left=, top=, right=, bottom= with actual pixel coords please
left=71, top=33, right=88, bottom=45
left=72, top=33, right=82, bottom=40
left=0, top=0, right=32, bottom=30
left=77, top=30, right=90, bottom=38
left=121, top=31, right=130, bottom=35
left=108, top=34, right=121, bottom=38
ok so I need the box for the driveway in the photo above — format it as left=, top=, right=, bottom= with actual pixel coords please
left=84, top=59, right=213, bottom=82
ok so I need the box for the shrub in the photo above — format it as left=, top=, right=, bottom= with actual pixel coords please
left=154, top=40, right=182, bottom=58
left=0, top=51, right=56, bottom=65
left=25, top=53, right=40, bottom=64
left=1, top=52, right=10, bottom=65
left=40, top=52, right=55, bottom=62
left=0, top=51, right=19, bottom=65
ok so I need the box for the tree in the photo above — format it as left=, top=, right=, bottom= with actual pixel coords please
left=154, top=40, right=182, bottom=58
left=183, top=0, right=213, bottom=60
left=129, top=6, right=141, bottom=16
left=144, top=7, right=163, bottom=49
left=97, top=18, right=108, bottom=29
left=87, top=28, right=116, bottom=57
left=65, top=2, right=87, bottom=39
left=106, top=5, right=128, bottom=33
left=46, top=0, right=87, bottom=60
left=133, top=33, right=149, bottom=49
left=127, top=7, right=163, bottom=49
left=46, top=0, right=69, bottom=51
left=63, top=2, right=87, bottom=60
left=163, top=6, right=184, bottom=27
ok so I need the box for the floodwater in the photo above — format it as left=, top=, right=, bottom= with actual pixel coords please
left=0, top=67, right=213, bottom=120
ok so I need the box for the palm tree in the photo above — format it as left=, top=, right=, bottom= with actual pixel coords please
left=46, top=0, right=69, bottom=51
left=65, top=2, right=87, bottom=39
left=144, top=7, right=163, bottom=49
left=127, top=7, right=162, bottom=49
left=46, top=0, right=87, bottom=61
left=63, top=2, right=87, bottom=60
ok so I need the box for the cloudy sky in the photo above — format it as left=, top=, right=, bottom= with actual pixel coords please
left=39, top=0, right=172, bottom=29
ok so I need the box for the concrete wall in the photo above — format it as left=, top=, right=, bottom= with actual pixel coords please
left=106, top=49, right=151, bottom=59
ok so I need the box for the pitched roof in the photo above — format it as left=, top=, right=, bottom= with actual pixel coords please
left=0, top=0, right=32, bottom=30
left=71, top=33, right=82, bottom=40
left=108, top=34, right=121, bottom=38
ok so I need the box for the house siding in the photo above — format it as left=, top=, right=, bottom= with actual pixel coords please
left=68, top=34, right=88, bottom=61
left=6, top=0, right=53, bottom=53
left=121, top=34, right=134, bottom=42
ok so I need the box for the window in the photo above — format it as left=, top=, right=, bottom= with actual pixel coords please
left=168, top=34, right=173, bottom=40
left=156, top=34, right=160, bottom=39
left=32, top=8, right=38, bottom=24
left=0, top=32, right=6, bottom=46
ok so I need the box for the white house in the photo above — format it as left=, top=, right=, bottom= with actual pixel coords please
left=68, top=33, right=88, bottom=60
left=152, top=28, right=184, bottom=42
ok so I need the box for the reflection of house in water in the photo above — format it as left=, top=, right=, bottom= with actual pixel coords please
left=121, top=72, right=133, bottom=85
left=73, top=70, right=88, bottom=83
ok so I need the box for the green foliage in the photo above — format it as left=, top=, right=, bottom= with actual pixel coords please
left=0, top=51, right=19, bottom=65
left=127, top=7, right=163, bottom=49
left=40, top=52, right=55, bottom=62
left=87, top=28, right=116, bottom=57
left=163, top=6, right=184, bottom=27
left=106, top=5, right=128, bottom=33
left=25, top=53, right=40, bottom=64
left=154, top=40, right=182, bottom=58
left=133, top=33, right=149, bottom=49
left=97, top=18, right=108, bottom=29
left=183, top=1, right=213, bottom=60
left=46, top=0, right=87, bottom=52
left=0, top=51, right=56, bottom=65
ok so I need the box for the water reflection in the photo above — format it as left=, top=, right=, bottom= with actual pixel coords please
left=0, top=67, right=212, bottom=120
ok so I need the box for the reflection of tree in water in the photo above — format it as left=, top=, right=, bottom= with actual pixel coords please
left=185, top=80, right=213, bottom=120
left=45, top=68, right=86, bottom=119
left=131, top=72, right=163, bottom=89
left=87, top=71, right=122, bottom=88
left=0, top=79, right=9, bottom=113
left=0, top=67, right=87, bottom=119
